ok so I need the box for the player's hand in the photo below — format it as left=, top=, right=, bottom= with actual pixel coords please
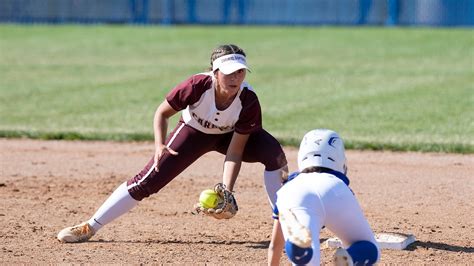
left=154, top=144, right=178, bottom=171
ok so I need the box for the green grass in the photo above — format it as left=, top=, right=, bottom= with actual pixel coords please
left=1, top=25, right=473, bottom=153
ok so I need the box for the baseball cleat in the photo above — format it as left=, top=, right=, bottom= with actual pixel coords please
left=280, top=209, right=312, bottom=248
left=57, top=222, right=95, bottom=243
left=333, top=247, right=354, bottom=266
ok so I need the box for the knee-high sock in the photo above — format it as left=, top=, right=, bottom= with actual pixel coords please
left=88, top=182, right=138, bottom=232
left=263, top=166, right=287, bottom=209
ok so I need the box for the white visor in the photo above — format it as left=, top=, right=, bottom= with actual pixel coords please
left=212, top=54, right=250, bottom=75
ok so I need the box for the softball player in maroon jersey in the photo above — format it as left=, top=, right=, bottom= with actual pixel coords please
left=57, top=44, right=288, bottom=243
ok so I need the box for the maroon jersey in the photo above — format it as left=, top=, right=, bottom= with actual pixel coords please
left=166, top=72, right=262, bottom=135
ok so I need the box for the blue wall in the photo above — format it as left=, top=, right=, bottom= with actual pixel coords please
left=1, top=0, right=473, bottom=27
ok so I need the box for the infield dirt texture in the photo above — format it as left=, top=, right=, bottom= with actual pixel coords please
left=1, top=139, right=472, bottom=264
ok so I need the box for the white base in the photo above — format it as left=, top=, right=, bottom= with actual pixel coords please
left=325, top=232, right=415, bottom=250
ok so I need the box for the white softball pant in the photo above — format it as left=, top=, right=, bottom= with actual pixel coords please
left=276, top=172, right=380, bottom=265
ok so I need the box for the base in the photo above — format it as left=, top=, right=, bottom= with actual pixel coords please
left=324, top=232, right=415, bottom=250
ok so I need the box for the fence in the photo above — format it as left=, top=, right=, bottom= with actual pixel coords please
left=1, top=0, right=473, bottom=26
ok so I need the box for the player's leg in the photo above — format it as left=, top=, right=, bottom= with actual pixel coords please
left=217, top=129, right=288, bottom=208
left=127, top=123, right=219, bottom=200
left=334, top=240, right=379, bottom=266
left=276, top=181, right=324, bottom=266
left=57, top=123, right=219, bottom=243
left=249, top=129, right=287, bottom=209
left=98, top=123, right=218, bottom=222
left=324, top=180, right=380, bottom=265
left=280, top=208, right=321, bottom=266
left=262, top=165, right=288, bottom=209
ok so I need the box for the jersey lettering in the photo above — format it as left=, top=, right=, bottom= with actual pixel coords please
left=192, top=112, right=234, bottom=132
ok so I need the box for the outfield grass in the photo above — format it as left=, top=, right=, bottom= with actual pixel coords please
left=0, top=25, right=472, bottom=153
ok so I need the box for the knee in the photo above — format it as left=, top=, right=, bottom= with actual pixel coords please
left=347, top=240, right=380, bottom=265
left=126, top=178, right=157, bottom=201
left=264, top=150, right=288, bottom=171
left=126, top=181, right=148, bottom=201
left=285, top=240, right=313, bottom=265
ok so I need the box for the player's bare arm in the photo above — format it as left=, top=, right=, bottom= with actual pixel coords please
left=222, top=132, right=249, bottom=191
left=153, top=100, right=179, bottom=171
left=268, top=219, right=285, bottom=266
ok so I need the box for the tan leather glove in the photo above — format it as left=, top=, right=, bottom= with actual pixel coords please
left=193, top=183, right=238, bottom=219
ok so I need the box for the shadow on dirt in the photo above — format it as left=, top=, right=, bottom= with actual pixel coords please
left=407, top=240, right=474, bottom=253
left=89, top=239, right=269, bottom=249
left=88, top=237, right=330, bottom=250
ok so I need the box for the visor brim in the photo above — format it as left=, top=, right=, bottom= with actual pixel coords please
left=219, top=63, right=250, bottom=75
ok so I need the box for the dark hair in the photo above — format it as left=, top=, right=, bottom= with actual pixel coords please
left=209, top=44, right=246, bottom=70
left=301, top=166, right=333, bottom=174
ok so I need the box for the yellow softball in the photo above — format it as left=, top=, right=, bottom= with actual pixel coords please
left=199, top=189, right=219, bottom=208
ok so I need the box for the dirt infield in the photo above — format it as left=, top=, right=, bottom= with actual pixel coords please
left=1, top=139, right=473, bottom=264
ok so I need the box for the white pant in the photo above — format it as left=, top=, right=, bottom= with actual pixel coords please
left=276, top=172, right=379, bottom=265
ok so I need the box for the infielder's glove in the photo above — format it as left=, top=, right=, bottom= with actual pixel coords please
left=193, top=183, right=238, bottom=219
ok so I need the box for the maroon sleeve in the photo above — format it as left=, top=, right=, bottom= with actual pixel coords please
left=165, top=74, right=213, bottom=111
left=235, top=87, right=262, bottom=134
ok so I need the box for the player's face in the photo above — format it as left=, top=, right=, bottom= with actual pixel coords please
left=215, top=69, right=246, bottom=96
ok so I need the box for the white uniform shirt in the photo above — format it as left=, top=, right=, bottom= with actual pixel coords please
left=166, top=72, right=262, bottom=135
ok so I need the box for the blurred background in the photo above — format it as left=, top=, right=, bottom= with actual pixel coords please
left=1, top=1, right=472, bottom=153
left=1, top=0, right=473, bottom=27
